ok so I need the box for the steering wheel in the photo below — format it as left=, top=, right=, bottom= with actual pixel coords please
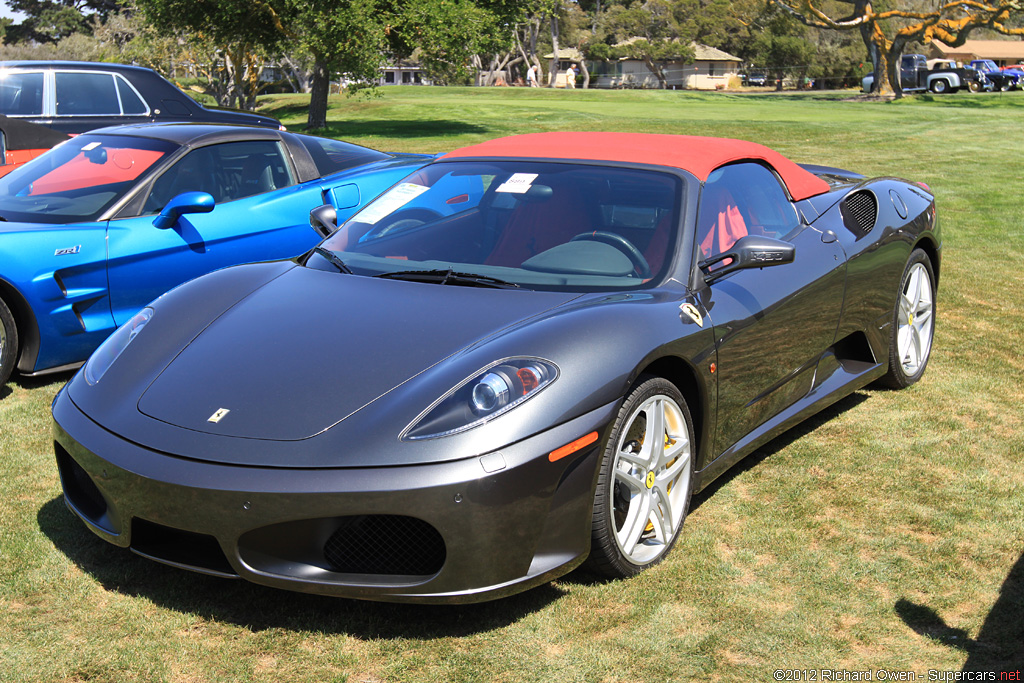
left=571, top=231, right=652, bottom=279
left=366, top=208, right=442, bottom=240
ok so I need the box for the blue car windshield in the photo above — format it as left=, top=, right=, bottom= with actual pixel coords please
left=316, top=161, right=684, bottom=292
left=0, top=134, right=177, bottom=224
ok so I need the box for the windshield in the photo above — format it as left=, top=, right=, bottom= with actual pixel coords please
left=315, top=161, right=683, bottom=292
left=0, top=134, right=177, bottom=224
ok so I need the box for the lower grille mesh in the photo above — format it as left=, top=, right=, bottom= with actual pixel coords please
left=324, top=515, right=446, bottom=576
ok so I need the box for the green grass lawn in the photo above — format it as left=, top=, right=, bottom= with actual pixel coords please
left=2, top=87, right=1022, bottom=682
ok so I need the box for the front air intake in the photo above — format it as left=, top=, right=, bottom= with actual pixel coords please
left=324, top=515, right=446, bottom=576
left=840, top=191, right=878, bottom=234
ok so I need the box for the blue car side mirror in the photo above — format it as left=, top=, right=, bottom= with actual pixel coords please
left=153, top=191, right=215, bottom=229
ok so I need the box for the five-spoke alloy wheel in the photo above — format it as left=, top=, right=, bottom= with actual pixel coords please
left=589, top=377, right=695, bottom=577
left=880, top=248, right=936, bottom=388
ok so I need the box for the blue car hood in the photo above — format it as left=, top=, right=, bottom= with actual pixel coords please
left=137, top=266, right=579, bottom=441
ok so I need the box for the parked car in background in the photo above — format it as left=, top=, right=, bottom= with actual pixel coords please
left=0, top=113, right=69, bottom=177
left=744, top=71, right=767, bottom=87
left=969, top=60, right=1020, bottom=91
left=52, top=132, right=940, bottom=603
left=0, top=61, right=283, bottom=134
left=862, top=54, right=984, bottom=93
left=0, top=123, right=433, bottom=387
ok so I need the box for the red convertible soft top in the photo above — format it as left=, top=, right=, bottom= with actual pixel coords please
left=441, top=132, right=830, bottom=201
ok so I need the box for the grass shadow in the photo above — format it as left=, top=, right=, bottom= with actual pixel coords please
left=36, top=497, right=565, bottom=637
left=284, top=117, right=490, bottom=139
left=689, top=390, right=871, bottom=513
left=895, top=551, right=1024, bottom=671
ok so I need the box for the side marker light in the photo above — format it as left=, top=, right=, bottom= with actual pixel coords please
left=549, top=431, right=599, bottom=462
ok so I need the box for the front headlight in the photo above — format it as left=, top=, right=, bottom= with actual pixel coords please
left=403, top=357, right=558, bottom=440
left=83, top=307, right=153, bottom=385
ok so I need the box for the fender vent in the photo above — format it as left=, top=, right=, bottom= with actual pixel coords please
left=324, top=515, right=446, bottom=576
left=840, top=191, right=878, bottom=235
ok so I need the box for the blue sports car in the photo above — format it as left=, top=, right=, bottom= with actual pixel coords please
left=0, top=123, right=432, bottom=387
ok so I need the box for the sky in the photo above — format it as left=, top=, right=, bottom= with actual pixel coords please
left=0, top=5, right=24, bottom=21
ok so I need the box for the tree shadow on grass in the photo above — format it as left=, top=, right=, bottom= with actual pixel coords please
left=37, top=497, right=565, bottom=638
left=895, top=551, right=1024, bottom=671
left=286, top=118, right=490, bottom=140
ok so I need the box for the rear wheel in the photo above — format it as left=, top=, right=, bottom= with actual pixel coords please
left=930, top=79, right=950, bottom=94
left=588, top=377, right=695, bottom=578
left=0, top=297, right=18, bottom=387
left=879, top=249, right=936, bottom=389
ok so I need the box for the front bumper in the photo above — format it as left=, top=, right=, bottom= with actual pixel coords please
left=52, top=387, right=615, bottom=603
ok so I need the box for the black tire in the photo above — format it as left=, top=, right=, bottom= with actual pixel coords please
left=878, top=249, right=936, bottom=389
left=930, top=79, right=949, bottom=94
left=0, top=297, right=18, bottom=388
left=968, top=80, right=981, bottom=93
left=587, top=376, right=695, bottom=578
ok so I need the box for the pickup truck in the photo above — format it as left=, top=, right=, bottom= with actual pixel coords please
left=862, top=54, right=984, bottom=94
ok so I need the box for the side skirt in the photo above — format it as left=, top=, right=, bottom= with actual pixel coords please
left=692, top=351, right=886, bottom=492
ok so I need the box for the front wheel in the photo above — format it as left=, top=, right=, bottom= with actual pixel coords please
left=0, top=297, right=18, bottom=387
left=968, top=80, right=981, bottom=93
left=588, top=377, right=695, bottom=578
left=878, top=249, right=936, bottom=389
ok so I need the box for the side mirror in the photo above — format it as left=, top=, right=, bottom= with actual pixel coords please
left=309, top=204, right=338, bottom=238
left=153, top=191, right=215, bottom=229
left=701, top=235, right=796, bottom=284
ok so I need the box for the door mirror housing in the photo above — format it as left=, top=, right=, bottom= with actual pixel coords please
left=309, top=204, right=338, bottom=238
left=153, top=191, right=215, bottom=229
left=701, top=235, right=796, bottom=284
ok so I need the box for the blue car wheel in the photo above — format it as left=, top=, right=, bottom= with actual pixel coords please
left=0, top=297, right=17, bottom=387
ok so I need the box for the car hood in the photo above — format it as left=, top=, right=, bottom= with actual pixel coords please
left=136, top=266, right=581, bottom=441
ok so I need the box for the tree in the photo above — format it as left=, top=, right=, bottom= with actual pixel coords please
left=598, top=0, right=697, bottom=89
left=134, top=0, right=520, bottom=130
left=4, top=0, right=123, bottom=43
left=770, top=0, right=1024, bottom=97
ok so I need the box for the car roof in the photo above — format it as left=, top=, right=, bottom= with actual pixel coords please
left=441, top=132, right=831, bottom=201
left=78, top=122, right=281, bottom=146
left=0, top=61, right=156, bottom=75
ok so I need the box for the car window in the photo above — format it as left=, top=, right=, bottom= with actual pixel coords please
left=142, top=140, right=296, bottom=214
left=115, top=76, right=148, bottom=115
left=317, top=161, right=683, bottom=292
left=56, top=72, right=122, bottom=116
left=0, top=134, right=177, bottom=224
left=697, top=162, right=800, bottom=258
left=0, top=71, right=44, bottom=116
left=297, top=135, right=390, bottom=177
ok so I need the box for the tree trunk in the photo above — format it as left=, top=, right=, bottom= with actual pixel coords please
left=886, top=42, right=905, bottom=99
left=643, top=56, right=667, bottom=89
left=548, top=13, right=560, bottom=87
left=579, top=59, right=590, bottom=89
left=307, top=58, right=330, bottom=131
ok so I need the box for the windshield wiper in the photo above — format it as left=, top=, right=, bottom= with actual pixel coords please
left=313, top=246, right=353, bottom=274
left=376, top=268, right=520, bottom=289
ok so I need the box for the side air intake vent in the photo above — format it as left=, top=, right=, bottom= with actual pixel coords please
left=840, top=191, right=878, bottom=235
